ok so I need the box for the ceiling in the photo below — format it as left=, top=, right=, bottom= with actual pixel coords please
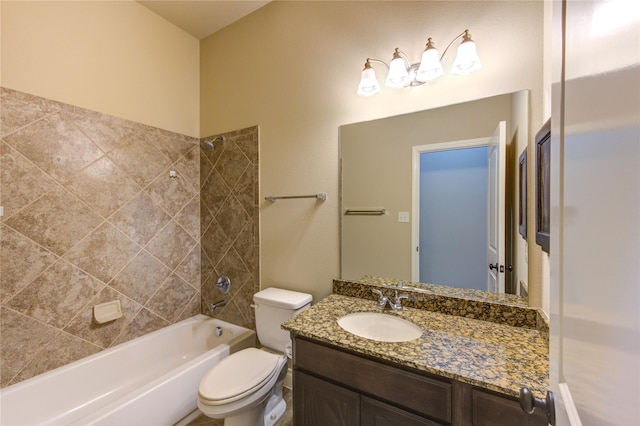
left=138, top=1, right=271, bottom=40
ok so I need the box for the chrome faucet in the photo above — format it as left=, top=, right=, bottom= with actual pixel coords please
left=209, top=299, right=227, bottom=312
left=371, top=289, right=410, bottom=311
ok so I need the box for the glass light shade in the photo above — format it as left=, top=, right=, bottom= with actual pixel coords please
left=357, top=66, right=381, bottom=96
left=416, top=48, right=444, bottom=82
left=451, top=40, right=481, bottom=75
left=385, top=56, right=410, bottom=88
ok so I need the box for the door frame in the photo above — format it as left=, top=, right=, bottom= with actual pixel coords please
left=411, top=137, right=491, bottom=283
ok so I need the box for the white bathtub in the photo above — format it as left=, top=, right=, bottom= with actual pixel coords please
left=0, top=314, right=255, bottom=426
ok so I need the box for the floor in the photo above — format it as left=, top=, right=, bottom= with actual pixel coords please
left=185, top=387, right=293, bottom=426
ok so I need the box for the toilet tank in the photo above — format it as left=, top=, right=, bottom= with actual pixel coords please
left=254, top=287, right=312, bottom=352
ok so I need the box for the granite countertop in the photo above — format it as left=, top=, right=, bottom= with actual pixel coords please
left=282, top=293, right=549, bottom=399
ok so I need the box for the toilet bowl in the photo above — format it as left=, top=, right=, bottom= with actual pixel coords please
left=197, top=288, right=312, bottom=426
left=197, top=348, right=288, bottom=426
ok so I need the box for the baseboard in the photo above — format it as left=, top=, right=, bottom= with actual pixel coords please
left=173, top=409, right=202, bottom=426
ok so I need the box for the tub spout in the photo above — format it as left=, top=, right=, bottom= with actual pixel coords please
left=209, top=300, right=227, bottom=312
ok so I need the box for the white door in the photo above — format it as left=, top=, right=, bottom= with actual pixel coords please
left=549, top=1, right=640, bottom=425
left=486, top=121, right=506, bottom=293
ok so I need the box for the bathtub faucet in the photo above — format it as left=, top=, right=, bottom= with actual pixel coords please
left=209, top=299, right=227, bottom=312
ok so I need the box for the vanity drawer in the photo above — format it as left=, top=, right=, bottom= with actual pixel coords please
left=293, top=337, right=452, bottom=424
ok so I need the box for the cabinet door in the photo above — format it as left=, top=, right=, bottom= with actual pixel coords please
left=294, top=371, right=360, bottom=426
left=470, top=389, right=547, bottom=426
left=361, top=396, right=442, bottom=426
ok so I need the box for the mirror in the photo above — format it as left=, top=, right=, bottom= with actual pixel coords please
left=339, top=91, right=529, bottom=300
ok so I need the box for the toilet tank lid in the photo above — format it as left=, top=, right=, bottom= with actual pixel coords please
left=254, top=288, right=312, bottom=309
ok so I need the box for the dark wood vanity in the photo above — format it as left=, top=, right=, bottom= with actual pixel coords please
left=292, top=336, right=547, bottom=426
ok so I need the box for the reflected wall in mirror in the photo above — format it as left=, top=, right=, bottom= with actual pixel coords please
left=340, top=90, right=530, bottom=298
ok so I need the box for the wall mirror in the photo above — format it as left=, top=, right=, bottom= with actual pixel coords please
left=339, top=90, right=530, bottom=301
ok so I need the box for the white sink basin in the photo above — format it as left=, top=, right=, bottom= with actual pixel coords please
left=337, top=312, right=423, bottom=342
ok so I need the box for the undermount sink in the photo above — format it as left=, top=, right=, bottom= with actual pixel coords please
left=337, top=312, right=423, bottom=342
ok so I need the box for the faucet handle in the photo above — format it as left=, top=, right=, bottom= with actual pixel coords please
left=391, top=290, right=411, bottom=310
left=371, top=288, right=388, bottom=307
left=394, top=290, right=410, bottom=301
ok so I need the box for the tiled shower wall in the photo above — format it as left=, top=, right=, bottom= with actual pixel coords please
left=0, top=87, right=260, bottom=387
left=200, top=126, right=260, bottom=331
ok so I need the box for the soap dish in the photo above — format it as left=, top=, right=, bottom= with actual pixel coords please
left=94, top=300, right=123, bottom=324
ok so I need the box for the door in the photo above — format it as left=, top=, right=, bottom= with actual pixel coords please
left=417, top=146, right=489, bottom=290
left=487, top=121, right=506, bottom=293
left=411, top=137, right=492, bottom=289
left=549, top=1, right=640, bottom=425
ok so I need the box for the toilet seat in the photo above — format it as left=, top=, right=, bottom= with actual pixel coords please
left=198, top=348, right=283, bottom=405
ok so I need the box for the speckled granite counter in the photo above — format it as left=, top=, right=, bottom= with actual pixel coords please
left=335, top=277, right=549, bottom=335
left=282, top=293, right=548, bottom=399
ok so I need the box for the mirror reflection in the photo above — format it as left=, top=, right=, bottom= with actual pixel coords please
left=339, top=91, right=529, bottom=298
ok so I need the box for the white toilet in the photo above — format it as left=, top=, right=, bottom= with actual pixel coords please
left=197, top=287, right=312, bottom=426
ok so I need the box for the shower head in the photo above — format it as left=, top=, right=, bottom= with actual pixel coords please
left=201, top=140, right=215, bottom=151
left=201, top=135, right=224, bottom=152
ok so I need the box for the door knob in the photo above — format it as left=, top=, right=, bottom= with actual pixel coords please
left=499, top=264, right=513, bottom=273
left=489, top=263, right=499, bottom=271
left=519, top=387, right=556, bottom=426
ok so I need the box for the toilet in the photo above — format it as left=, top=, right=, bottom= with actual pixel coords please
left=197, top=287, right=312, bottom=426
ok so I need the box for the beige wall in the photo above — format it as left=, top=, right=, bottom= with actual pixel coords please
left=0, top=0, right=200, bottom=137
left=200, top=1, right=545, bottom=305
left=1, top=1, right=548, bottom=309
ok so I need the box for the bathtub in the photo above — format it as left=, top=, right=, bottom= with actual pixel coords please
left=0, top=314, right=255, bottom=425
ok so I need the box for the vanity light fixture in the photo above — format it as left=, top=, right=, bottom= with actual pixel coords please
left=357, top=29, right=481, bottom=97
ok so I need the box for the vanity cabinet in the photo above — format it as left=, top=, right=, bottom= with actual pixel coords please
left=291, top=336, right=547, bottom=426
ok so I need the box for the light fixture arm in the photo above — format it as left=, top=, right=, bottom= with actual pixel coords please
left=438, top=29, right=470, bottom=61
left=365, top=58, right=390, bottom=69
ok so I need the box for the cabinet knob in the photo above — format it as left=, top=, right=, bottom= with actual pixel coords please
left=519, top=387, right=556, bottom=426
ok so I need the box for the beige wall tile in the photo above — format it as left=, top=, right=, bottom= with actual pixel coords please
left=109, top=250, right=172, bottom=305
left=199, top=126, right=259, bottom=331
left=64, top=156, right=141, bottom=218
left=12, top=332, right=102, bottom=384
left=145, top=220, right=197, bottom=270
left=0, top=225, right=58, bottom=302
left=63, top=222, right=142, bottom=284
left=146, top=274, right=197, bottom=322
left=64, top=286, right=143, bottom=348
left=6, top=260, right=104, bottom=328
left=0, top=307, right=60, bottom=387
left=175, top=244, right=201, bottom=291
left=174, top=196, right=201, bottom=240
left=109, top=192, right=171, bottom=246
left=111, top=308, right=170, bottom=346
left=4, top=185, right=103, bottom=256
left=1, top=90, right=258, bottom=388
left=66, top=108, right=137, bottom=153
left=4, top=114, right=104, bottom=183
left=146, top=169, right=198, bottom=217
left=0, top=142, right=57, bottom=220
left=108, top=131, right=172, bottom=187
